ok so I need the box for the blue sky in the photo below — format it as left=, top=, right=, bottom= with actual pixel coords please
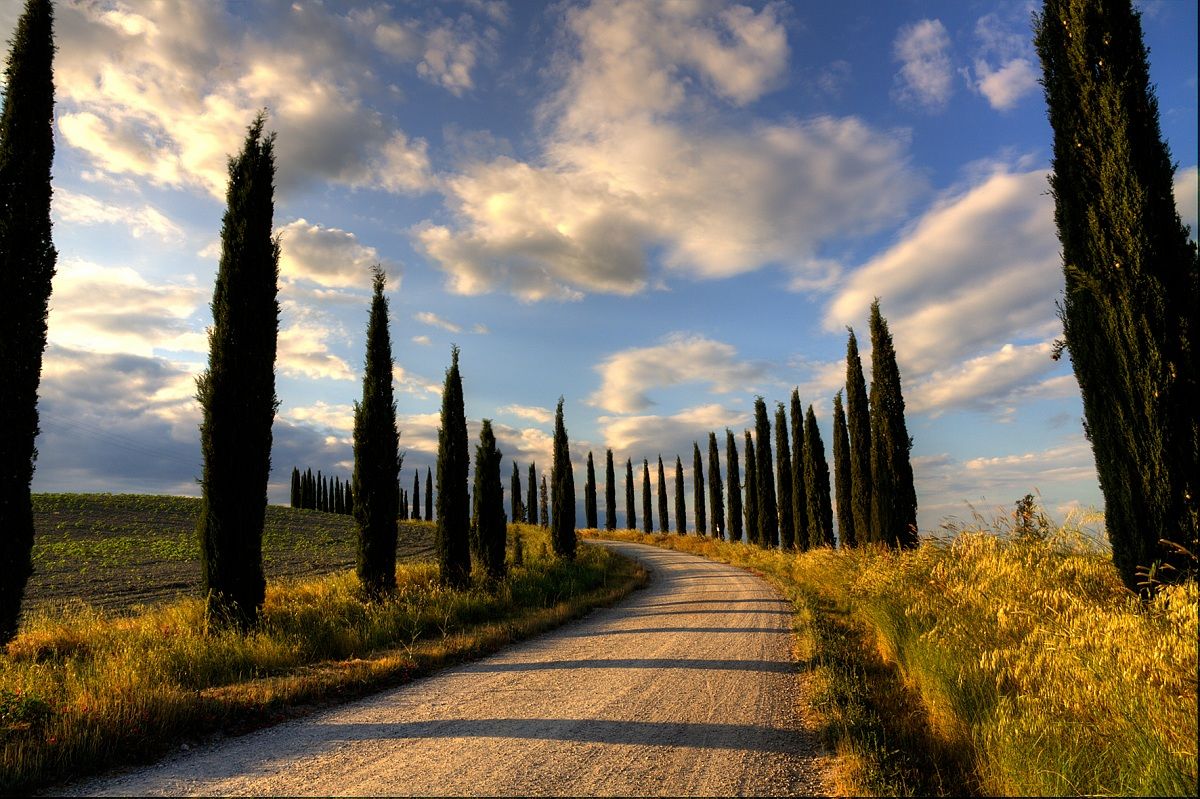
left=11, top=0, right=1197, bottom=534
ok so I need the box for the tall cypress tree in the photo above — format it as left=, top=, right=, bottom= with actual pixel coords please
left=1035, top=0, right=1198, bottom=590
left=473, top=419, right=506, bottom=579
left=424, top=468, right=432, bottom=521
left=527, top=463, right=537, bottom=527
left=398, top=486, right=406, bottom=520
left=676, top=453, right=686, bottom=535
left=436, top=346, right=471, bottom=587
left=832, top=391, right=856, bottom=548
left=707, top=432, right=725, bottom=540
left=845, top=328, right=874, bottom=544
left=0, top=0, right=55, bottom=645
left=868, top=301, right=918, bottom=548
left=303, top=468, right=314, bottom=509
left=625, top=458, right=636, bottom=531
left=726, top=429, right=743, bottom=542
left=804, top=405, right=835, bottom=548
left=511, top=461, right=523, bottom=524
left=195, top=113, right=278, bottom=630
left=290, top=467, right=300, bottom=507
left=642, top=459, right=653, bottom=533
left=584, top=451, right=598, bottom=529
left=656, top=455, right=669, bottom=534
left=692, top=442, right=706, bottom=536
left=412, top=469, right=421, bottom=521
left=347, top=483, right=354, bottom=515
left=790, top=389, right=810, bottom=551
left=539, top=475, right=549, bottom=528
left=753, top=398, right=778, bottom=548
left=774, top=403, right=795, bottom=550
left=318, top=471, right=325, bottom=512
left=352, top=266, right=402, bottom=596
left=605, top=449, right=617, bottom=530
left=743, top=430, right=758, bottom=545
left=550, top=398, right=576, bottom=558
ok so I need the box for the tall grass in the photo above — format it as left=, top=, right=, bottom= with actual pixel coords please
left=0, top=524, right=645, bottom=793
left=590, top=511, right=1198, bottom=797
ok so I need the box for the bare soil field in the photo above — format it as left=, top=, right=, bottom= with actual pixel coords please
left=28, top=494, right=434, bottom=613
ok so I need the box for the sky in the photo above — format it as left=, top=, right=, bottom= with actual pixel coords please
left=9, top=0, right=1197, bottom=535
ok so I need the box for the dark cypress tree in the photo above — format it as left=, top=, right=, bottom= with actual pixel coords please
left=656, top=455, right=669, bottom=534
left=539, top=475, right=549, bottom=528
left=290, top=467, right=300, bottom=507
left=674, top=456, right=686, bottom=535
left=0, top=0, right=56, bottom=644
left=753, top=398, right=778, bottom=548
left=625, top=458, right=636, bottom=530
left=399, top=486, right=407, bottom=520
left=352, top=266, right=402, bottom=596
left=707, top=432, right=725, bottom=540
left=584, top=451, right=598, bottom=529
left=527, top=463, right=537, bottom=527
left=726, top=429, right=743, bottom=542
left=347, top=483, right=354, bottom=515
left=436, top=346, right=471, bottom=588
left=832, top=391, right=856, bottom=548
left=790, top=389, right=810, bottom=551
left=774, top=403, right=795, bottom=550
left=804, top=405, right=835, bottom=548
left=1035, top=0, right=1198, bottom=590
left=318, top=471, right=325, bottom=512
left=473, top=419, right=506, bottom=579
left=642, top=459, right=653, bottom=533
left=604, top=449, right=617, bottom=530
left=195, top=113, right=279, bottom=630
left=336, top=477, right=344, bottom=515
left=304, top=468, right=314, bottom=509
left=550, top=398, right=577, bottom=558
left=424, top=468, right=432, bottom=521
left=743, top=430, right=758, bottom=545
left=511, top=461, right=523, bottom=524
left=412, top=469, right=421, bottom=521
left=692, top=443, right=707, bottom=536
left=868, top=300, right=918, bottom=548
left=845, top=328, right=874, bottom=544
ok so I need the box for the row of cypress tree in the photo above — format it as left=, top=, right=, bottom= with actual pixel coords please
left=289, top=467, right=353, bottom=514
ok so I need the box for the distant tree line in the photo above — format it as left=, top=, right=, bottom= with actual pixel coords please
left=289, top=467, right=353, bottom=515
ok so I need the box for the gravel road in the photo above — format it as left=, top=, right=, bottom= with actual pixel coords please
left=61, top=539, right=833, bottom=797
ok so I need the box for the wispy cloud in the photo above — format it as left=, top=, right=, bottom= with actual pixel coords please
left=892, top=19, right=954, bottom=110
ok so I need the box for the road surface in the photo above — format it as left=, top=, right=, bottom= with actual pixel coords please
left=62, top=539, right=833, bottom=796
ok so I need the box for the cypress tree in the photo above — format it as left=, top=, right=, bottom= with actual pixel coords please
left=674, top=456, right=686, bottom=535
left=868, top=300, right=918, bottom=548
left=790, top=389, right=810, bottom=551
left=399, top=486, right=407, bottom=520
left=527, top=463, right=537, bottom=527
left=436, top=346, right=471, bottom=588
left=550, top=398, right=577, bottom=559
left=845, top=328, right=874, bottom=544
left=774, top=403, right=795, bottom=550
left=1035, top=0, right=1198, bottom=590
left=692, top=442, right=706, bottom=536
left=473, top=419, right=506, bottom=579
left=753, top=398, right=778, bottom=548
left=318, top=471, right=326, bottom=512
left=725, top=429, right=743, bottom=542
left=337, top=477, right=345, bottom=515
left=656, top=455, right=669, bottom=534
left=195, top=113, right=279, bottom=630
left=347, top=483, right=354, bottom=515
left=303, top=468, right=314, bottom=509
left=743, top=430, right=758, bottom=545
left=352, top=266, right=402, bottom=596
left=625, top=458, right=636, bottom=530
left=832, top=391, right=856, bottom=548
left=412, top=469, right=421, bottom=521
left=804, top=405, right=835, bottom=548
left=584, top=451, right=598, bottom=529
left=290, top=467, right=300, bottom=507
left=0, top=0, right=56, bottom=644
left=425, top=468, right=432, bottom=521
left=642, top=459, right=653, bottom=533
left=511, top=461, right=523, bottom=524
left=539, top=475, right=549, bottom=528
left=604, top=449, right=617, bottom=530
left=707, top=432, right=725, bottom=540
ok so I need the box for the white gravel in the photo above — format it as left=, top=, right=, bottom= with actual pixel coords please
left=59, top=539, right=834, bottom=797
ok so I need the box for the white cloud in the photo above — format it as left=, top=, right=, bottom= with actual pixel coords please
left=412, top=335, right=432, bottom=346
left=53, top=187, right=185, bottom=242
left=278, top=302, right=355, bottom=381
left=968, top=12, right=1039, bottom=111
left=907, top=341, right=1059, bottom=416
left=284, top=401, right=355, bottom=433
left=47, top=259, right=206, bottom=356
left=497, top=404, right=554, bottom=425
left=599, top=404, right=752, bottom=463
left=393, top=365, right=443, bottom=397
left=973, top=57, right=1038, bottom=111
left=892, top=19, right=954, bottom=110
left=277, top=219, right=387, bottom=290
left=414, top=311, right=463, bottom=333
left=590, top=334, right=766, bottom=415
left=1176, top=166, right=1198, bottom=240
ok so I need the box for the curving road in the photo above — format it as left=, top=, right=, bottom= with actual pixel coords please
left=62, top=540, right=832, bottom=797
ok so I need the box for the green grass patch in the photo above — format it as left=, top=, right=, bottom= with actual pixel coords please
left=2, top=522, right=645, bottom=794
